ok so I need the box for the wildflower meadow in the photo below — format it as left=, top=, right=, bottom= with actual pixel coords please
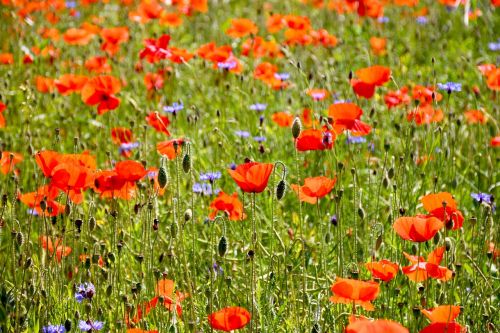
left=0, top=0, right=499, bottom=332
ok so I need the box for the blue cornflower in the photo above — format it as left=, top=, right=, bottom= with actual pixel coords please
left=322, top=131, right=334, bottom=146
left=488, top=39, right=500, bottom=51
left=274, top=72, right=290, bottom=80
left=42, top=325, right=66, bottom=333
left=471, top=192, right=496, bottom=212
left=416, top=16, right=428, bottom=25
left=235, top=130, right=250, bottom=138
left=118, top=142, right=139, bottom=155
left=78, top=320, right=104, bottom=332
left=75, top=282, right=95, bottom=303
left=193, top=183, right=220, bottom=196
left=229, top=163, right=237, bottom=170
left=437, top=82, right=462, bottom=92
left=334, top=99, right=351, bottom=104
left=346, top=136, right=366, bottom=144
left=65, top=1, right=77, bottom=8
left=377, top=16, right=389, bottom=23
left=200, top=171, right=222, bottom=182
left=249, top=103, right=267, bottom=111
left=163, top=101, right=184, bottom=113
left=27, top=208, right=39, bottom=216
left=211, top=262, right=224, bottom=277
left=217, top=61, right=237, bottom=70
left=253, top=136, right=266, bottom=143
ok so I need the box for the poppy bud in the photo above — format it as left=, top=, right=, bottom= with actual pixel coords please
left=182, top=153, right=191, bottom=173
left=184, top=209, right=192, bottom=222
left=16, top=231, right=24, bottom=246
left=445, top=237, right=452, bottom=251
left=75, top=219, right=83, bottom=233
left=135, top=254, right=144, bottom=263
left=108, top=252, right=115, bottom=263
left=247, top=249, right=255, bottom=259
left=357, top=207, right=365, bottom=220
left=106, top=285, right=112, bottom=297
left=24, top=257, right=32, bottom=269
left=292, top=117, right=302, bottom=139
left=330, top=215, right=338, bottom=226
left=218, top=236, right=227, bottom=257
left=382, top=176, right=389, bottom=188
left=64, top=319, right=72, bottom=331
left=324, top=232, right=331, bottom=244
left=288, top=228, right=294, bottom=240
left=40, top=200, right=47, bottom=212
left=276, top=180, right=286, bottom=200
left=399, top=207, right=406, bottom=216
left=348, top=71, right=353, bottom=80
left=84, top=303, right=92, bottom=314
left=89, top=217, right=96, bottom=231
left=259, top=144, right=265, bottom=154
left=388, top=167, right=394, bottom=179
left=158, top=166, right=168, bottom=188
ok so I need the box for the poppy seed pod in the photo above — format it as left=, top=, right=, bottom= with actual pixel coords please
left=292, top=117, right=302, bottom=139
left=276, top=179, right=286, bottom=200
left=158, top=166, right=168, bottom=188
left=218, top=236, right=227, bottom=257
left=182, top=153, right=191, bottom=173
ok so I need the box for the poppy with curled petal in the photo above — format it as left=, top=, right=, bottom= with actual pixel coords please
left=421, top=305, right=460, bottom=323
left=345, top=317, right=409, bottom=333
left=291, top=176, right=336, bottom=204
left=419, top=322, right=465, bottom=333
left=402, top=247, right=453, bottom=282
left=226, top=18, right=258, bottom=38
left=40, top=236, right=72, bottom=262
left=227, top=162, right=273, bottom=193
left=209, top=191, right=245, bottom=221
left=157, top=138, right=184, bottom=160
left=421, top=192, right=464, bottom=230
left=351, top=65, right=391, bottom=99
left=365, top=260, right=399, bottom=282
left=81, top=75, right=121, bottom=115
left=295, top=127, right=336, bottom=151
left=329, top=278, right=380, bottom=311
left=208, top=306, right=251, bottom=331
left=146, top=112, right=171, bottom=135
left=328, top=103, right=371, bottom=136
left=19, top=185, right=64, bottom=217
left=393, top=216, right=444, bottom=242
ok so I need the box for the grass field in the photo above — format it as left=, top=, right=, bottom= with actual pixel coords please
left=0, top=0, right=499, bottom=332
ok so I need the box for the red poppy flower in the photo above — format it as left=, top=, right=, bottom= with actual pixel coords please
left=393, top=216, right=444, bottom=242
left=209, top=191, right=245, bottom=221
left=0, top=151, right=22, bottom=175
left=100, top=26, right=129, bottom=56
left=0, top=53, right=14, bottom=65
left=160, top=12, right=183, bottom=27
left=139, top=34, right=171, bottom=63
left=421, top=305, right=460, bottom=323
left=491, top=136, right=500, bottom=147
left=19, top=185, right=63, bottom=217
left=55, top=74, right=89, bottom=95
left=35, top=76, right=56, bottom=93
left=402, top=247, right=453, bottom=282
left=227, top=162, right=273, bottom=193
left=306, top=88, right=329, bottom=101
left=0, top=102, right=5, bottom=128
left=63, top=28, right=94, bottom=45
left=328, top=103, right=371, bottom=136
left=157, top=138, right=185, bottom=160
left=345, top=318, right=409, bottom=333
left=464, top=110, right=487, bottom=124
left=111, top=127, right=133, bottom=145
left=351, top=65, right=391, bottom=99
left=421, top=192, right=464, bottom=230
left=295, top=128, right=336, bottom=151
left=329, top=278, right=380, bottom=311
left=226, top=18, right=258, bottom=38
left=144, top=72, right=165, bottom=91
left=146, top=112, right=171, bottom=135
left=370, top=36, right=387, bottom=56
left=208, top=306, right=251, bottom=332
left=291, top=176, right=336, bottom=204
left=407, top=105, right=444, bottom=125
left=365, top=259, right=399, bottom=282
left=85, top=56, right=112, bottom=74
left=412, top=85, right=442, bottom=106
left=384, top=87, right=411, bottom=109
left=40, top=236, right=72, bottom=262
left=81, top=75, right=121, bottom=114
left=419, top=322, right=465, bottom=333
left=127, top=329, right=159, bottom=333
left=271, top=112, right=294, bottom=127
left=267, top=14, right=285, bottom=33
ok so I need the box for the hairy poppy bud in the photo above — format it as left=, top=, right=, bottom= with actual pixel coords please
left=357, top=207, right=365, bottom=220
left=16, top=231, right=24, bottom=246
left=218, top=236, right=227, bottom=257
left=182, top=153, right=191, bottom=173
left=445, top=237, right=452, bottom=251
left=292, top=117, right=302, bottom=139
left=276, top=180, right=286, bottom=200
left=158, top=166, right=168, bottom=188
left=88, top=217, right=96, bottom=231
left=184, top=209, right=192, bottom=222
left=388, top=167, right=394, bottom=179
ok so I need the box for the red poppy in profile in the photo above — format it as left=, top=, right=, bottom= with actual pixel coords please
left=63, top=28, right=94, bottom=45
left=291, top=176, right=336, bottom=204
left=55, top=74, right=89, bottom=95
left=226, top=18, right=258, bottom=38
left=93, top=161, right=146, bottom=200
left=328, top=103, right=371, bottom=136
left=421, top=305, right=460, bottom=323
left=419, top=322, right=465, bottom=333
left=329, top=278, right=380, bottom=311
left=345, top=318, right=409, bottom=333
left=271, top=112, right=294, bottom=127
left=227, top=162, right=273, bottom=193
left=85, top=56, right=112, bottom=74
left=35, top=76, right=56, bottom=93
left=111, top=127, right=133, bottom=145
left=100, top=26, right=129, bottom=56
left=351, top=65, right=391, bottom=99
left=486, top=68, right=500, bottom=91
left=370, top=36, right=387, bottom=56
left=393, top=216, right=444, bottom=242
left=39, top=236, right=72, bottom=262
left=463, top=110, right=487, bottom=124
left=160, top=12, right=183, bottom=27
left=81, top=75, right=121, bottom=114
left=295, top=128, right=335, bottom=151
left=209, top=191, right=245, bottom=221
left=19, top=185, right=64, bottom=217
left=208, top=306, right=251, bottom=331
left=157, top=138, right=185, bottom=160
left=402, top=246, right=453, bottom=282
left=0, top=151, right=22, bottom=175
left=365, top=260, right=399, bottom=282
left=146, top=112, right=171, bottom=135
left=0, top=102, right=6, bottom=128
left=421, top=192, right=464, bottom=230
left=384, top=87, right=411, bottom=109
